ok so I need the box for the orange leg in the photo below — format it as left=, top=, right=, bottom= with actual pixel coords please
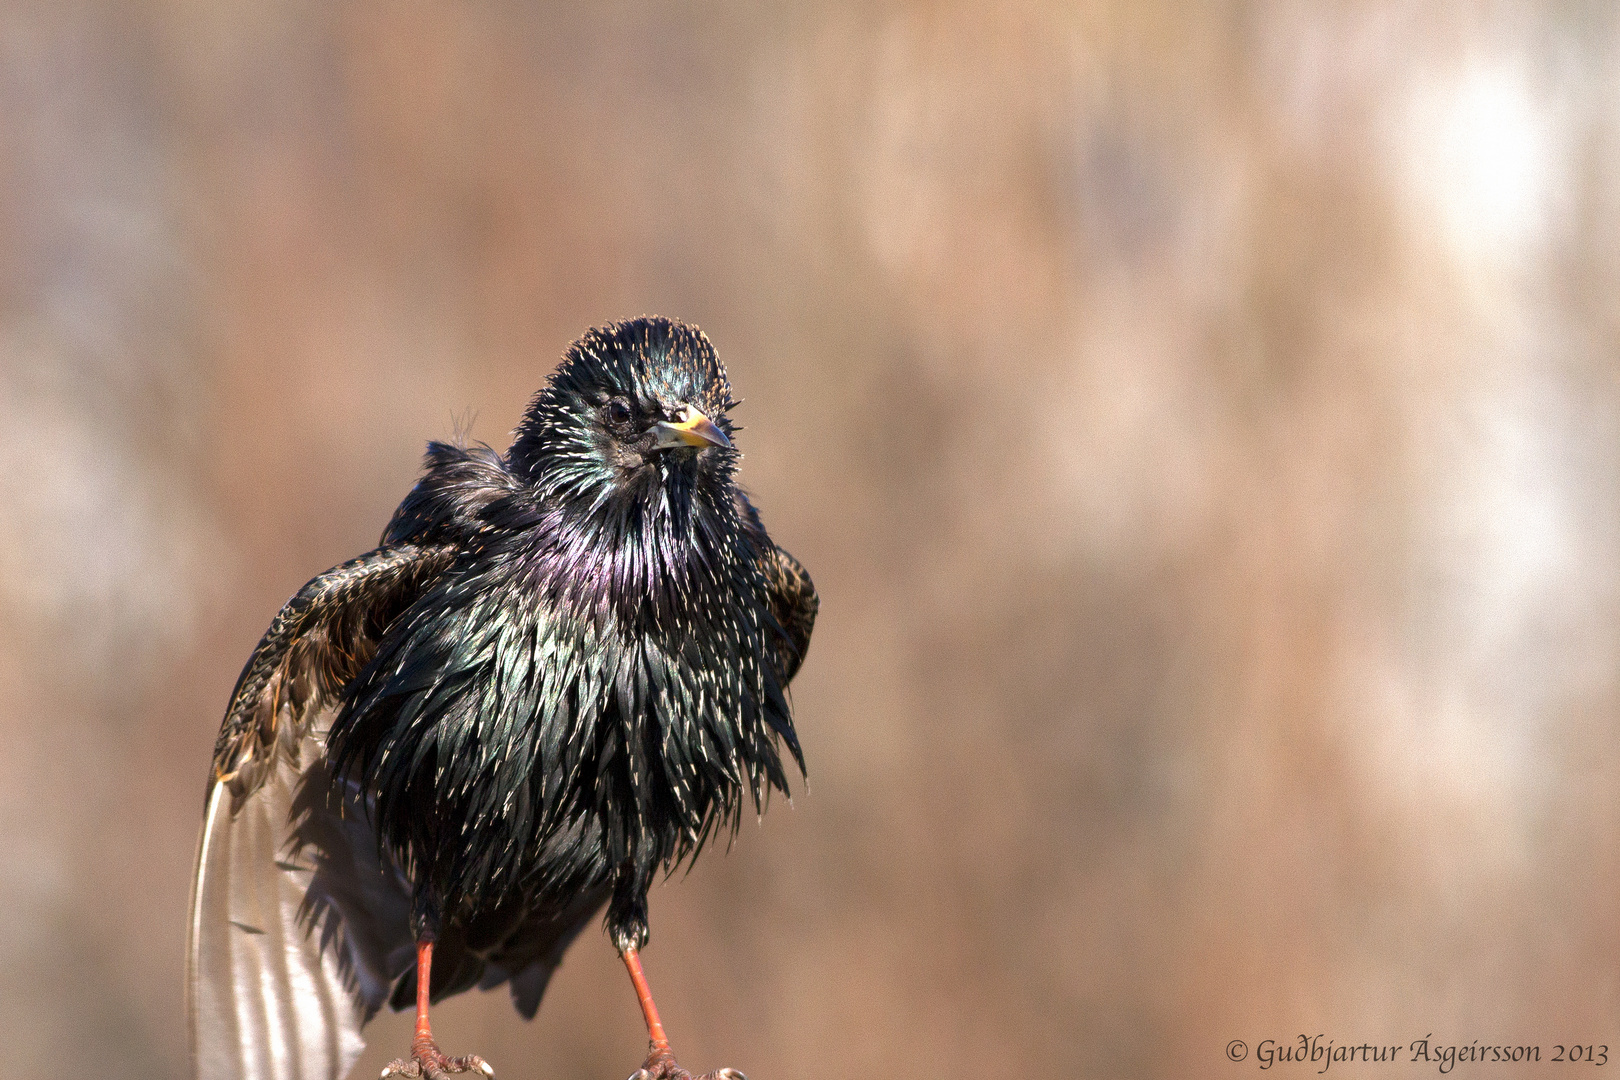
left=622, top=946, right=671, bottom=1049
left=412, top=940, right=437, bottom=1056
left=620, top=948, right=744, bottom=1080
left=382, top=939, right=494, bottom=1078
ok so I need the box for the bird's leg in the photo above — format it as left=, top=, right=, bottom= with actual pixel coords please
left=623, top=946, right=670, bottom=1051
left=620, top=947, right=746, bottom=1080
left=380, top=938, right=494, bottom=1080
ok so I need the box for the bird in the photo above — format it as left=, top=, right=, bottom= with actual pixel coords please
left=186, top=316, right=817, bottom=1080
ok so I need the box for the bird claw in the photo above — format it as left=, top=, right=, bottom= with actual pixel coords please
left=382, top=1045, right=493, bottom=1080
left=629, top=1045, right=746, bottom=1080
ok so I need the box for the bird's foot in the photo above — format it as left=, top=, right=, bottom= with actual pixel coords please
left=380, top=1038, right=494, bottom=1080
left=628, top=1044, right=745, bottom=1080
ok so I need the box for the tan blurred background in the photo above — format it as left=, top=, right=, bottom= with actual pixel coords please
left=4, top=1, right=1620, bottom=1077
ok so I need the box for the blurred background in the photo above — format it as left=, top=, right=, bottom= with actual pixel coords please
left=3, top=1, right=1619, bottom=1077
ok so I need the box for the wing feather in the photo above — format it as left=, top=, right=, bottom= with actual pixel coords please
left=189, top=739, right=367, bottom=1080
left=733, top=491, right=817, bottom=685
left=762, top=544, right=816, bottom=685
left=188, top=545, right=450, bottom=1080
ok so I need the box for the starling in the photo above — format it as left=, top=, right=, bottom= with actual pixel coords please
left=187, top=317, right=817, bottom=1080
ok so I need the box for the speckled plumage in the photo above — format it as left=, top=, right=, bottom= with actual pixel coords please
left=188, top=318, right=816, bottom=1080
left=330, top=317, right=809, bottom=941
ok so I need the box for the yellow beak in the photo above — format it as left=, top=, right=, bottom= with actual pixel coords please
left=652, top=407, right=731, bottom=450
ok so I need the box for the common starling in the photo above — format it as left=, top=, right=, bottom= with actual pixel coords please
left=187, top=317, right=817, bottom=1080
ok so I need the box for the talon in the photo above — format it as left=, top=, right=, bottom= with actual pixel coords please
left=383, top=1045, right=486, bottom=1079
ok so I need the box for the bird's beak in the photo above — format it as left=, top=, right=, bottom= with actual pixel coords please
left=652, top=406, right=731, bottom=450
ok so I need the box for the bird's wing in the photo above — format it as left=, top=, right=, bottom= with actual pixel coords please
left=188, top=545, right=451, bottom=1080
left=734, top=491, right=818, bottom=685
left=761, top=542, right=817, bottom=685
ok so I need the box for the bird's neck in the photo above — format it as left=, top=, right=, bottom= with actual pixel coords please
left=524, top=467, right=733, bottom=624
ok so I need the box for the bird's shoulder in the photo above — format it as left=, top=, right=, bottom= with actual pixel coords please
left=381, top=440, right=537, bottom=548
left=210, top=542, right=458, bottom=803
left=211, top=442, right=536, bottom=801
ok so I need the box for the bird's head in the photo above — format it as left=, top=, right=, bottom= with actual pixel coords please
left=510, top=317, right=739, bottom=524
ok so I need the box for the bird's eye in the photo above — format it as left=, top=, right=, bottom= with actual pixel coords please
left=604, top=399, right=634, bottom=429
